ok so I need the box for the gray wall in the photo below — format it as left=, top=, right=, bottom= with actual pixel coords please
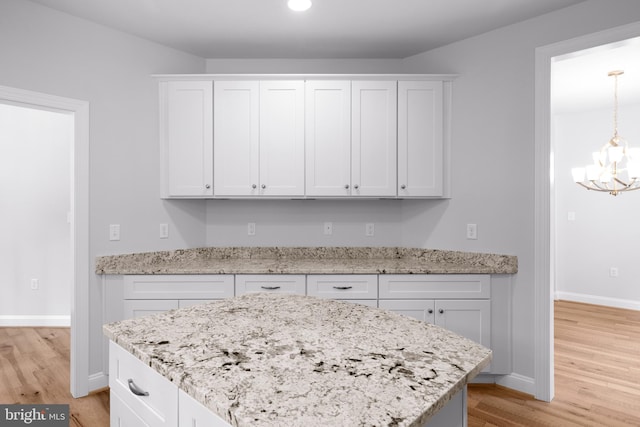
left=0, top=104, right=72, bottom=322
left=554, top=104, right=640, bottom=308
left=0, top=0, right=207, bottom=376
left=400, top=0, right=640, bottom=388
left=3, top=0, right=640, bottom=393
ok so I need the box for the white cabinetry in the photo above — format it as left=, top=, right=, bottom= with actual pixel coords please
left=351, top=81, right=397, bottom=197
left=379, top=275, right=493, bottom=372
left=122, top=275, right=234, bottom=319
left=214, top=81, right=304, bottom=197
left=305, top=81, right=352, bottom=196
left=160, top=80, right=213, bottom=198
left=397, top=81, right=444, bottom=197
left=307, top=274, right=377, bottom=306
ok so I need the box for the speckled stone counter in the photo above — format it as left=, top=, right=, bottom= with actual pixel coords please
left=95, top=246, right=517, bottom=275
left=104, top=293, right=492, bottom=426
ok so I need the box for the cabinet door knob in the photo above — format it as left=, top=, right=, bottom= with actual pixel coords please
left=252, top=184, right=257, bottom=189
left=128, top=379, right=149, bottom=396
left=344, top=184, right=350, bottom=189
left=427, top=309, right=433, bottom=314
left=438, top=309, right=444, bottom=314
left=261, top=184, right=266, bottom=189
left=354, top=184, right=359, bottom=189
left=205, top=184, right=211, bottom=189
left=400, top=184, right=406, bottom=190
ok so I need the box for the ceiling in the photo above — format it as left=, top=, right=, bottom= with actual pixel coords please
left=29, top=0, right=585, bottom=59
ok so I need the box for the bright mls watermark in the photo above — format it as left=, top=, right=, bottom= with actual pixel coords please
left=0, top=405, right=69, bottom=426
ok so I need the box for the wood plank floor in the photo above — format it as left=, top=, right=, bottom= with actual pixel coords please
left=1, top=300, right=638, bottom=426
left=0, top=327, right=109, bottom=427
left=468, top=300, right=640, bottom=426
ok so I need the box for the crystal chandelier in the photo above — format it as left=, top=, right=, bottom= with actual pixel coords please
left=571, top=70, right=640, bottom=196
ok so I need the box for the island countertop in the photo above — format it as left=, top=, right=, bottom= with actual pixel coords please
left=95, top=246, right=517, bottom=275
left=103, top=293, right=492, bottom=427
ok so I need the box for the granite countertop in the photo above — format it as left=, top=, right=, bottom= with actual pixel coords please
left=95, top=246, right=517, bottom=275
left=103, top=293, right=492, bottom=427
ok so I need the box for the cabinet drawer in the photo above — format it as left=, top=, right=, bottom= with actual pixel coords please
left=379, top=274, right=490, bottom=299
left=109, top=341, right=178, bottom=427
left=111, top=391, right=149, bottom=427
left=124, top=300, right=179, bottom=319
left=123, top=275, right=234, bottom=300
left=307, top=275, right=378, bottom=299
left=235, top=275, right=305, bottom=295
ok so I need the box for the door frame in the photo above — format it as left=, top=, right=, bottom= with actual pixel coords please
left=534, top=21, right=640, bottom=402
left=0, top=85, right=90, bottom=398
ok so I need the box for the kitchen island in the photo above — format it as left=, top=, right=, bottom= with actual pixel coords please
left=104, top=293, right=492, bottom=426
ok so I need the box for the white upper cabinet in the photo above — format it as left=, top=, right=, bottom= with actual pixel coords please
left=351, top=81, right=397, bottom=197
left=397, top=81, right=444, bottom=197
left=305, top=81, right=352, bottom=196
left=259, top=81, right=305, bottom=197
left=214, top=80, right=304, bottom=197
left=160, top=81, right=213, bottom=198
left=213, top=81, right=259, bottom=196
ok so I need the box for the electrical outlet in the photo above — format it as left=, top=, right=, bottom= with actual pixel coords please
left=466, top=223, right=478, bottom=240
left=248, top=222, right=256, bottom=236
left=109, top=224, right=120, bottom=241
left=365, top=223, right=375, bottom=236
left=31, top=279, right=39, bottom=290
left=160, top=223, right=169, bottom=239
left=323, top=222, right=333, bottom=235
left=609, top=267, right=619, bottom=277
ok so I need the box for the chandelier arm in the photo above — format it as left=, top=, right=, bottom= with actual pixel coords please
left=613, top=177, right=631, bottom=187
left=577, top=182, right=609, bottom=192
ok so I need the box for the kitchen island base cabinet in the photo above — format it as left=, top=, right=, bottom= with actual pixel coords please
left=110, top=341, right=468, bottom=427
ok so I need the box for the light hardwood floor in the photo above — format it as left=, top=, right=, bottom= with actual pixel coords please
left=468, top=300, right=640, bottom=426
left=0, top=327, right=109, bottom=426
left=1, top=300, right=638, bottom=426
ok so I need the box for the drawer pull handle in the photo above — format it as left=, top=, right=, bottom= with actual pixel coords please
left=128, top=379, right=149, bottom=397
left=260, top=286, right=281, bottom=290
left=332, top=286, right=353, bottom=290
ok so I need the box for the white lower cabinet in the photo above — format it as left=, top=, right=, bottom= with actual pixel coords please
left=179, top=390, right=230, bottom=427
left=109, top=341, right=178, bottom=427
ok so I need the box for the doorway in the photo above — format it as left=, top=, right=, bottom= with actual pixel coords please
left=534, top=21, right=640, bottom=402
left=0, top=85, right=90, bottom=398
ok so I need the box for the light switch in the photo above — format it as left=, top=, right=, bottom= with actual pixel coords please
left=160, top=223, right=169, bottom=239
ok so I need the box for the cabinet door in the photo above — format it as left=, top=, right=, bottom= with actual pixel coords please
left=305, top=81, right=352, bottom=196
left=214, top=81, right=259, bottom=196
left=435, top=300, right=490, bottom=348
left=378, top=300, right=436, bottom=324
left=259, top=81, right=305, bottom=196
left=178, top=390, right=230, bottom=427
left=398, top=81, right=444, bottom=197
left=160, top=81, right=213, bottom=198
left=111, top=392, right=150, bottom=427
left=123, top=300, right=179, bottom=319
left=351, top=81, right=397, bottom=197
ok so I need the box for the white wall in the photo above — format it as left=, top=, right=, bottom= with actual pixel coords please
left=0, top=103, right=72, bottom=323
left=0, top=0, right=207, bottom=379
left=554, top=105, right=640, bottom=309
left=400, top=0, right=640, bottom=389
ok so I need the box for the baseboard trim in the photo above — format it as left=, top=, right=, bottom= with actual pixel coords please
left=88, top=372, right=108, bottom=393
left=555, top=291, right=640, bottom=311
left=0, top=315, right=71, bottom=327
left=496, top=373, right=536, bottom=396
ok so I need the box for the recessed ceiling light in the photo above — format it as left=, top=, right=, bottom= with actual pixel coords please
left=288, top=0, right=312, bottom=12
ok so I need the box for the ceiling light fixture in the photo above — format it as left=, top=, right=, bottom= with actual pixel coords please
left=571, top=70, right=640, bottom=196
left=288, top=0, right=312, bottom=12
